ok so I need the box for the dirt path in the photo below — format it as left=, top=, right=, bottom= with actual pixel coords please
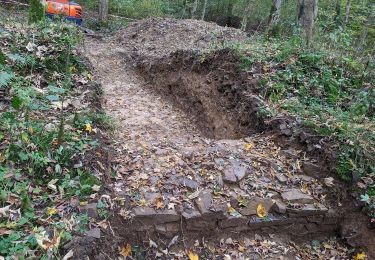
left=78, top=18, right=374, bottom=259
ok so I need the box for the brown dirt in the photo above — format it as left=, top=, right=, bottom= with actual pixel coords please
left=73, top=18, right=375, bottom=259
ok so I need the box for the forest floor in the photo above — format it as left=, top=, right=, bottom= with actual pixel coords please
left=74, top=18, right=372, bottom=259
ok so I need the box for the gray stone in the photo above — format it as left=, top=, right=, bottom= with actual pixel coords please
left=281, top=189, right=314, bottom=204
left=301, top=161, right=323, bottom=178
left=219, top=216, right=249, bottom=229
left=132, top=207, right=180, bottom=223
left=276, top=174, right=287, bottom=184
left=288, top=203, right=328, bottom=217
left=280, top=149, right=298, bottom=159
left=194, top=189, right=212, bottom=215
left=178, top=177, right=199, bottom=190
left=155, top=222, right=180, bottom=238
left=238, top=197, right=275, bottom=216
left=223, top=162, right=249, bottom=183
left=79, top=203, right=98, bottom=219
left=274, top=201, right=287, bottom=214
left=144, top=192, right=160, bottom=201
left=85, top=228, right=101, bottom=239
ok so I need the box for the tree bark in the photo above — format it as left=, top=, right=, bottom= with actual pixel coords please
left=99, top=0, right=109, bottom=22
left=241, top=0, right=253, bottom=31
left=357, top=3, right=374, bottom=52
left=191, top=0, right=198, bottom=19
left=298, top=0, right=318, bottom=47
left=345, top=0, right=352, bottom=24
left=267, top=0, right=282, bottom=33
left=201, top=0, right=208, bottom=20
left=335, top=0, right=341, bottom=22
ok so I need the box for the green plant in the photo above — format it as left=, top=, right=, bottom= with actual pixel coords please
left=28, top=0, right=45, bottom=24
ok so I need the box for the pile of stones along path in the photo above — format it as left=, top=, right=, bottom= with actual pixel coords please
left=81, top=17, right=373, bottom=258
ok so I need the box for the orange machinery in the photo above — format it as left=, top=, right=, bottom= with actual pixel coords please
left=46, top=0, right=83, bottom=25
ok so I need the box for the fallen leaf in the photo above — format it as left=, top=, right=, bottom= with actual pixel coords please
left=85, top=123, right=92, bottom=133
left=324, top=177, right=334, bottom=187
left=256, top=203, right=267, bottom=218
left=119, top=244, right=132, bottom=257
left=47, top=207, right=58, bottom=215
left=62, top=249, right=74, bottom=260
left=354, top=252, right=366, bottom=260
left=149, top=239, right=157, bottom=248
left=154, top=197, right=165, bottom=209
left=92, top=185, right=100, bottom=192
left=244, top=143, right=253, bottom=150
left=187, top=250, right=199, bottom=260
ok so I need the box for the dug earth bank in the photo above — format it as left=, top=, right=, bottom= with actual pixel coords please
left=71, top=18, right=374, bottom=258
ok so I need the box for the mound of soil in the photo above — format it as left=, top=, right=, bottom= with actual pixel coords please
left=116, top=17, right=246, bottom=60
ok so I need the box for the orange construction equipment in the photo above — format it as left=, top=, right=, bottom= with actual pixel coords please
left=46, top=0, right=83, bottom=25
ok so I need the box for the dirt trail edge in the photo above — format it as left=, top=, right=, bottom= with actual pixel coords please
left=78, top=18, right=374, bottom=259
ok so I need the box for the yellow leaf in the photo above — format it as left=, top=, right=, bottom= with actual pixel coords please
left=154, top=197, right=165, bottom=209
left=28, top=127, right=34, bottom=134
left=119, top=244, right=132, bottom=257
left=47, top=207, right=57, bottom=215
left=238, top=244, right=246, bottom=252
left=79, top=201, right=88, bottom=206
left=138, top=198, right=147, bottom=206
left=187, top=250, right=199, bottom=260
left=354, top=252, right=366, bottom=260
left=256, top=203, right=267, bottom=218
left=87, top=73, right=93, bottom=81
left=244, top=143, right=253, bottom=151
left=85, top=123, right=92, bottom=133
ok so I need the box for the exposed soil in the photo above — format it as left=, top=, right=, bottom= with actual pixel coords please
left=73, top=18, right=375, bottom=259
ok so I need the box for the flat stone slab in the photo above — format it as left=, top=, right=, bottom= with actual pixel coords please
left=281, top=189, right=314, bottom=204
left=133, top=206, right=180, bottom=223
left=239, top=198, right=275, bottom=216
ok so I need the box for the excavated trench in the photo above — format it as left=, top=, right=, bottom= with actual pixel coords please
left=135, top=49, right=266, bottom=140
left=76, top=18, right=375, bottom=259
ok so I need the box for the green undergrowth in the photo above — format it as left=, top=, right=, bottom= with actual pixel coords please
left=0, top=18, right=107, bottom=258
left=231, top=34, right=374, bottom=216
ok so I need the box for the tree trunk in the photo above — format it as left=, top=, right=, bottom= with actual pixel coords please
left=267, top=0, right=282, bottom=33
left=334, top=0, right=341, bottom=22
left=191, top=0, right=198, bottom=19
left=298, top=0, right=318, bottom=47
left=345, top=0, right=352, bottom=24
left=201, top=0, right=208, bottom=20
left=241, top=0, right=253, bottom=31
left=357, top=3, right=374, bottom=52
left=99, top=0, right=109, bottom=22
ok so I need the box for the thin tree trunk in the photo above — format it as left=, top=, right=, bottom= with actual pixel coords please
left=345, top=0, right=352, bottom=24
left=357, top=3, right=374, bottom=52
left=267, top=0, right=282, bottom=33
left=201, top=0, right=208, bottom=20
left=241, top=0, right=253, bottom=31
left=99, top=0, right=109, bottom=22
left=298, top=0, right=318, bottom=47
left=334, top=0, right=341, bottom=22
left=191, top=0, right=198, bottom=19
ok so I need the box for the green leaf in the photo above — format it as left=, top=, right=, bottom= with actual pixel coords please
left=48, top=86, right=65, bottom=94
left=0, top=72, right=14, bottom=88
left=11, top=96, right=23, bottom=109
left=46, top=95, right=59, bottom=101
left=6, top=53, right=26, bottom=63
